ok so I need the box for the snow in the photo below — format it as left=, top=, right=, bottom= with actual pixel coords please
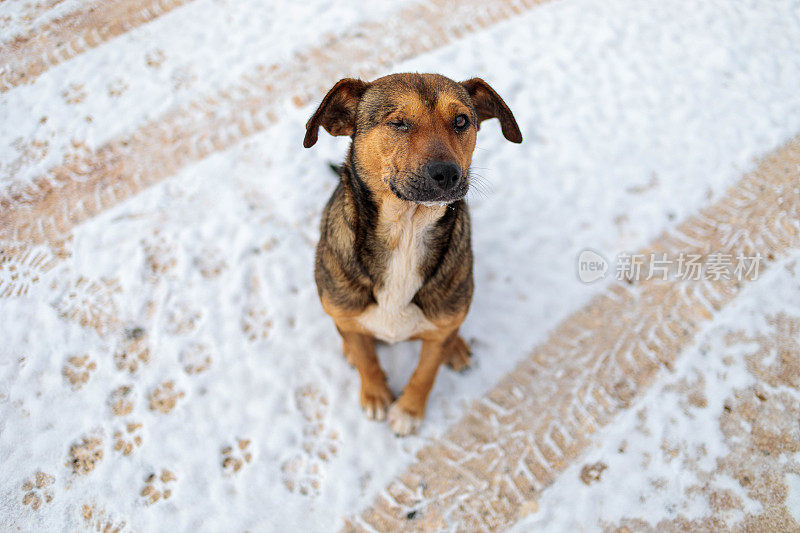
left=2, top=0, right=800, bottom=530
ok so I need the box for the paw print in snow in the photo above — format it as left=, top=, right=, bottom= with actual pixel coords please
left=164, top=299, right=204, bottom=335
left=67, top=435, right=103, bottom=475
left=141, top=470, right=176, bottom=505
left=109, top=385, right=135, bottom=417
left=61, top=84, right=87, bottom=104
left=21, top=471, right=54, bottom=510
left=180, top=342, right=213, bottom=375
left=221, top=439, right=253, bottom=476
left=53, top=277, right=120, bottom=335
left=242, top=304, right=272, bottom=342
left=63, top=354, right=97, bottom=389
left=295, top=384, right=327, bottom=422
left=281, top=455, right=324, bottom=496
left=145, top=49, right=166, bottom=69
left=148, top=381, right=185, bottom=414
left=193, top=247, right=227, bottom=278
left=302, top=425, right=339, bottom=462
left=142, top=232, right=178, bottom=281
left=281, top=384, right=340, bottom=496
left=242, top=272, right=272, bottom=342
left=113, top=422, right=143, bottom=456
left=107, top=78, right=128, bottom=98
left=81, top=503, right=127, bottom=532
left=114, top=327, right=150, bottom=374
left=294, top=386, right=339, bottom=460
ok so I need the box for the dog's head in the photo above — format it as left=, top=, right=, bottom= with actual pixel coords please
left=304, top=73, right=522, bottom=205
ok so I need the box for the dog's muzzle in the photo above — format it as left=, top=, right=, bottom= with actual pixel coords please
left=392, top=160, right=467, bottom=204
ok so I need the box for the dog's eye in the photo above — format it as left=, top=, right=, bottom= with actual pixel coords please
left=388, top=119, right=410, bottom=132
left=453, top=114, right=469, bottom=131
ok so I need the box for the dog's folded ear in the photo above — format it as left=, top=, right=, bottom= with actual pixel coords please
left=460, top=78, right=522, bottom=144
left=303, top=78, right=369, bottom=148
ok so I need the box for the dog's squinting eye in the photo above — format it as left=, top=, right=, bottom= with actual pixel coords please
left=388, top=119, right=410, bottom=132
left=453, top=114, right=469, bottom=131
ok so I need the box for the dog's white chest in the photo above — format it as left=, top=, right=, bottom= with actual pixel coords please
left=357, top=206, right=440, bottom=343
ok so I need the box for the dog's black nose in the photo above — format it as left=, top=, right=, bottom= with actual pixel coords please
left=424, top=161, right=461, bottom=190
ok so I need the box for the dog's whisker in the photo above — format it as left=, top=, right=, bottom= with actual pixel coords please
left=466, top=187, right=489, bottom=202
left=467, top=186, right=492, bottom=202
left=468, top=177, right=489, bottom=192
left=470, top=185, right=490, bottom=199
left=470, top=178, right=492, bottom=193
left=467, top=172, right=494, bottom=197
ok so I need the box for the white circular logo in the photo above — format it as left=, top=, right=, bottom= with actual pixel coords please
left=577, top=249, right=608, bottom=283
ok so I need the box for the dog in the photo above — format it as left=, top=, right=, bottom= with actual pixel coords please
left=303, top=73, right=522, bottom=435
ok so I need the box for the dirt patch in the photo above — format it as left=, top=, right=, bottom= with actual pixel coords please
left=608, top=314, right=800, bottom=532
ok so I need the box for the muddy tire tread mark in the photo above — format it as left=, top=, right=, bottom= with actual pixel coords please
left=0, top=0, right=194, bottom=92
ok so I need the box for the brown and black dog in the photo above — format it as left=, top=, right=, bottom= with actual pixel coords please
left=303, top=73, right=521, bottom=435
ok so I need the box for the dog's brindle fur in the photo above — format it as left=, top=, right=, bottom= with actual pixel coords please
left=304, top=73, right=521, bottom=435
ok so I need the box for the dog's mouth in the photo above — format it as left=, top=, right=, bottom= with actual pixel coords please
left=387, top=171, right=468, bottom=205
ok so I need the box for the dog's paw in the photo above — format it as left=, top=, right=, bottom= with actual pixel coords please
left=444, top=335, right=471, bottom=372
left=388, top=403, right=422, bottom=436
left=361, top=384, right=394, bottom=422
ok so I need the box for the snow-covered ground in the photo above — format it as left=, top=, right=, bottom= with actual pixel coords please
left=513, top=250, right=800, bottom=531
left=1, top=0, right=799, bottom=530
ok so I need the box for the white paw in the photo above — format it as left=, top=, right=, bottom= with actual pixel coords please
left=388, top=403, right=422, bottom=436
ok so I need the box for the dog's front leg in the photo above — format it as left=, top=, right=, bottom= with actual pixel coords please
left=338, top=329, right=394, bottom=421
left=389, top=331, right=460, bottom=436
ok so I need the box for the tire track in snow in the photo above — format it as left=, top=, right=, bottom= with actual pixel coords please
left=0, top=0, right=194, bottom=92
left=347, top=137, right=800, bottom=532
left=0, top=0, right=553, bottom=250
